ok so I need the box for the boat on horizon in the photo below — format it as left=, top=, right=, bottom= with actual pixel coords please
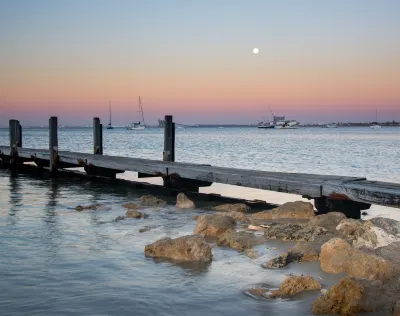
left=274, top=120, right=300, bottom=129
left=127, top=96, right=146, bottom=130
left=370, top=109, right=382, bottom=129
left=106, top=102, right=114, bottom=130
left=326, top=123, right=338, bottom=128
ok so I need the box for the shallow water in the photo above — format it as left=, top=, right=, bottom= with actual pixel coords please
left=0, top=127, right=399, bottom=315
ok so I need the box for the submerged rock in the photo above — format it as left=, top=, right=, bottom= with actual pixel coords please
left=126, top=210, right=148, bottom=219
left=309, top=212, right=347, bottom=231
left=122, top=202, right=142, bottom=210
left=271, top=275, right=321, bottom=298
left=226, top=211, right=250, bottom=223
left=139, top=226, right=152, bottom=233
left=140, top=195, right=166, bottom=207
left=144, top=235, right=212, bottom=262
left=75, top=204, right=101, bottom=211
left=264, top=223, right=328, bottom=242
left=248, top=287, right=269, bottom=298
left=214, top=203, right=250, bottom=213
left=245, top=249, right=261, bottom=259
left=176, top=193, right=195, bottom=209
left=115, top=216, right=126, bottom=222
left=253, top=201, right=315, bottom=220
left=216, top=230, right=258, bottom=251
left=193, top=214, right=236, bottom=237
left=319, top=238, right=393, bottom=281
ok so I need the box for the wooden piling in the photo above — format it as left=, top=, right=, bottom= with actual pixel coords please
left=163, top=115, right=175, bottom=162
left=93, top=117, right=103, bottom=154
left=9, top=119, right=21, bottom=148
left=49, top=116, right=58, bottom=174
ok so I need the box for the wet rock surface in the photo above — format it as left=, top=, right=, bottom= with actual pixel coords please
left=226, top=211, right=250, bottom=223
left=216, top=230, right=258, bottom=251
left=262, top=254, right=289, bottom=269
left=193, top=214, right=236, bottom=237
left=126, top=210, right=148, bottom=219
left=309, top=212, right=347, bottom=231
left=144, top=235, right=212, bottom=262
left=370, top=217, right=400, bottom=236
left=140, top=195, right=167, bottom=207
left=253, top=201, right=315, bottom=220
left=176, top=193, right=195, bottom=209
left=271, top=275, right=321, bottom=298
left=245, top=250, right=261, bottom=259
left=122, top=202, right=142, bottom=210
left=319, top=238, right=393, bottom=281
left=214, top=203, right=250, bottom=213
left=264, top=223, right=329, bottom=242
left=75, top=204, right=101, bottom=211
left=263, top=244, right=319, bottom=269
left=336, top=219, right=378, bottom=248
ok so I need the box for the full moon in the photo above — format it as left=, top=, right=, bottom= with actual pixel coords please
left=253, top=48, right=259, bottom=54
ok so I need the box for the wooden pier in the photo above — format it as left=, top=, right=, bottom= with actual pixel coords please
left=1, top=116, right=399, bottom=218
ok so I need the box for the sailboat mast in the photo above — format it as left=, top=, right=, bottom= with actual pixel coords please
left=139, top=96, right=146, bottom=126
left=109, top=101, right=112, bottom=125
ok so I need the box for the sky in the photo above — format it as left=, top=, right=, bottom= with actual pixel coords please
left=0, top=0, right=399, bottom=126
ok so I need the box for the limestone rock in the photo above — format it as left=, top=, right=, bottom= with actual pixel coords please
left=253, top=201, right=315, bottom=220
left=176, top=193, right=195, bottom=209
left=336, top=219, right=378, bottom=248
left=312, top=277, right=370, bottom=316
left=245, top=250, right=261, bottom=259
left=393, top=301, right=400, bottom=316
left=370, top=217, right=400, bottom=236
left=288, top=243, right=319, bottom=262
left=319, top=238, right=393, bottom=281
left=262, top=254, right=288, bottom=269
left=309, top=212, right=347, bottom=231
left=226, top=211, right=250, bottom=223
left=122, top=202, right=142, bottom=210
left=214, top=203, right=250, bottom=213
left=216, top=230, right=258, bottom=251
left=192, top=215, right=200, bottom=220
left=193, top=214, right=236, bottom=237
left=126, top=210, right=148, bottom=219
left=144, top=235, right=212, bottom=262
left=264, top=223, right=328, bottom=242
left=140, top=195, right=166, bottom=207
left=271, top=275, right=321, bottom=298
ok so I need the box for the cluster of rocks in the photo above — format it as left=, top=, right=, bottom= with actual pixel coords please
left=77, top=195, right=400, bottom=315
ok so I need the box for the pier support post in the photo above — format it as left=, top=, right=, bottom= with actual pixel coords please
left=9, top=119, right=21, bottom=164
left=49, top=116, right=58, bottom=175
left=313, top=196, right=370, bottom=219
left=93, top=117, right=103, bottom=155
left=163, top=115, right=175, bottom=162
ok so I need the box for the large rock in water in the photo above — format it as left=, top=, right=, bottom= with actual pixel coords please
left=140, top=195, right=167, bottom=207
left=309, top=212, right=347, bottom=231
left=176, top=193, right=195, bottom=209
left=123, top=202, right=142, bottom=210
left=319, top=238, right=393, bottom=281
left=312, top=277, right=373, bottom=316
left=270, top=275, right=321, bottom=298
left=226, top=211, right=250, bottom=223
left=253, top=201, right=315, bottom=220
left=214, top=203, right=250, bottom=213
left=126, top=210, right=148, bottom=219
left=264, top=223, right=328, bottom=242
left=144, top=235, right=212, bottom=262
left=193, top=214, right=236, bottom=237
left=263, top=244, right=319, bottom=269
left=216, top=230, right=258, bottom=251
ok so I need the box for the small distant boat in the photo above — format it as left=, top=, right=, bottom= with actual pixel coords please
left=127, top=96, right=146, bottom=130
left=106, top=102, right=114, bottom=130
left=370, top=109, right=382, bottom=129
left=257, top=121, right=275, bottom=129
left=274, top=120, right=299, bottom=129
left=326, top=123, right=338, bottom=128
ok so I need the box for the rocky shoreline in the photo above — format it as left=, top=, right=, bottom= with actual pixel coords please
left=78, top=193, right=400, bottom=316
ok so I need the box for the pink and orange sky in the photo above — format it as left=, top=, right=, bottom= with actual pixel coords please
left=0, top=0, right=399, bottom=126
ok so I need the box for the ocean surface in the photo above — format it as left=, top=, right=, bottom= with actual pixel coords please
left=0, top=126, right=399, bottom=315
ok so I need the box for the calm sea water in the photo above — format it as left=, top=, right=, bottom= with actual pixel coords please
left=0, top=127, right=399, bottom=315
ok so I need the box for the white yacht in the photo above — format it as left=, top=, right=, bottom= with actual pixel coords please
left=127, top=96, right=146, bottom=130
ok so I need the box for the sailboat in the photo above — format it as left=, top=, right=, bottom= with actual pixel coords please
left=127, top=96, right=146, bottom=130
left=370, top=109, right=382, bottom=129
left=106, top=102, right=114, bottom=129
